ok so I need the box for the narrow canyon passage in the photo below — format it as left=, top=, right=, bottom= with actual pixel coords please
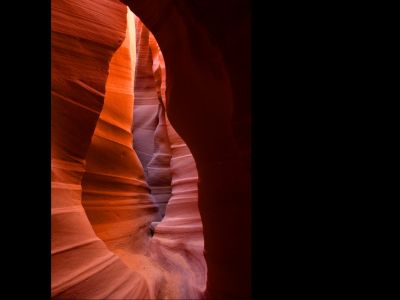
left=53, top=4, right=206, bottom=299
left=51, top=0, right=250, bottom=299
left=81, top=10, right=206, bottom=298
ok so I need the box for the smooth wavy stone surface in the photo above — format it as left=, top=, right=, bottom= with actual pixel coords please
left=132, top=18, right=206, bottom=298
left=52, top=1, right=154, bottom=299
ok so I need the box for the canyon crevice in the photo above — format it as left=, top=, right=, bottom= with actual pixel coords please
left=52, top=0, right=250, bottom=299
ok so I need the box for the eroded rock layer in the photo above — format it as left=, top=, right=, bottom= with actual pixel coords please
left=52, top=1, right=207, bottom=299
left=52, top=1, right=153, bottom=299
left=135, top=21, right=207, bottom=298
left=53, top=0, right=250, bottom=299
left=81, top=8, right=157, bottom=255
left=132, top=18, right=172, bottom=220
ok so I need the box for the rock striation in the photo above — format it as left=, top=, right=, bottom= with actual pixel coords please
left=52, top=0, right=250, bottom=299
left=140, top=21, right=207, bottom=298
left=52, top=1, right=208, bottom=299
left=132, top=17, right=172, bottom=220
left=52, top=1, right=154, bottom=298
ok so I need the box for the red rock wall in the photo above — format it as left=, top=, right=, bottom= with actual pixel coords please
left=52, top=1, right=207, bottom=298
left=52, top=1, right=153, bottom=298
left=81, top=8, right=157, bottom=256
left=52, top=0, right=250, bottom=298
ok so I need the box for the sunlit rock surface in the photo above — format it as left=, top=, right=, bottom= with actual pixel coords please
left=52, top=1, right=153, bottom=298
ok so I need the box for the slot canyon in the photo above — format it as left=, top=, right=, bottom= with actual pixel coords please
left=51, top=0, right=250, bottom=299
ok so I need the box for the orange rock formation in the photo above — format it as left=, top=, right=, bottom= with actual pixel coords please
left=52, top=2, right=154, bottom=298
left=52, top=1, right=208, bottom=299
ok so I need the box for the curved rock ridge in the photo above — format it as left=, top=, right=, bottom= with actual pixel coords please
left=81, top=7, right=159, bottom=256
left=81, top=8, right=173, bottom=299
left=52, top=1, right=207, bottom=298
left=130, top=18, right=206, bottom=298
left=52, top=0, right=250, bottom=299
left=52, top=1, right=154, bottom=299
left=144, top=22, right=207, bottom=298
